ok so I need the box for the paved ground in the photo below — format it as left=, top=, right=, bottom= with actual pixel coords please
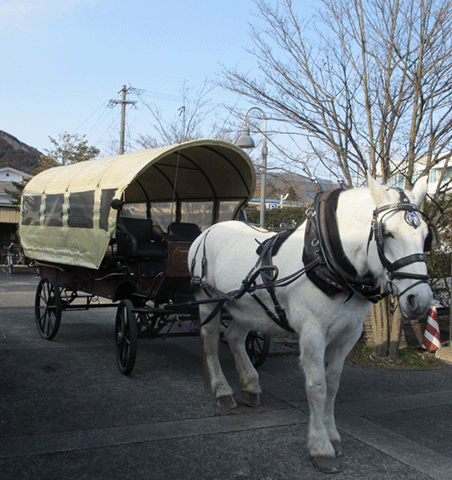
left=1, top=271, right=452, bottom=479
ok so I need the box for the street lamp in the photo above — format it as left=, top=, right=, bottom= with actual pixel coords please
left=235, top=107, right=268, bottom=227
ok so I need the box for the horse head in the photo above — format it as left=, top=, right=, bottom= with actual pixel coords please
left=366, top=172, right=434, bottom=319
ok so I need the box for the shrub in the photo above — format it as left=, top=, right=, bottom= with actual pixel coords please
left=246, top=206, right=308, bottom=231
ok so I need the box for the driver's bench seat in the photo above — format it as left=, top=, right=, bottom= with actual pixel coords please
left=116, top=217, right=165, bottom=260
left=167, top=222, right=201, bottom=242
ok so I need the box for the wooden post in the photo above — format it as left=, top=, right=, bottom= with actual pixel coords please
left=449, top=256, right=452, bottom=347
left=388, top=302, right=402, bottom=358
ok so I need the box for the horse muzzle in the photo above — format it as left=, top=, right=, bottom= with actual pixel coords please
left=397, top=281, right=432, bottom=319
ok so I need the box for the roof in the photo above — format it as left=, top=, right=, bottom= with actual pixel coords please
left=23, top=140, right=255, bottom=201
left=0, top=166, right=33, bottom=176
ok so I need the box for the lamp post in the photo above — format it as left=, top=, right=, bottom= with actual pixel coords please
left=235, top=107, right=268, bottom=227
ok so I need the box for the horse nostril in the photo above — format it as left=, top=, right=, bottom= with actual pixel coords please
left=407, top=294, right=417, bottom=310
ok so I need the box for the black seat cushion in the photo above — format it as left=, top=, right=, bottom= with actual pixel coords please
left=167, top=222, right=201, bottom=241
left=117, top=217, right=165, bottom=259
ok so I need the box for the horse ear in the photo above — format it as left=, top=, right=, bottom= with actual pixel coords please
left=409, top=175, right=428, bottom=207
left=367, top=171, right=390, bottom=207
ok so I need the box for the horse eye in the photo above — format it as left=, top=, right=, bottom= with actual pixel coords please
left=383, top=230, right=394, bottom=239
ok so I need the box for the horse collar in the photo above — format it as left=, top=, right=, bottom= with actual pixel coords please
left=303, top=189, right=382, bottom=303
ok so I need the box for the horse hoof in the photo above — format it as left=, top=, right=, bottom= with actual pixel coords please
left=331, top=440, right=343, bottom=457
left=311, top=456, right=342, bottom=474
left=217, top=395, right=237, bottom=409
left=241, top=391, right=260, bottom=407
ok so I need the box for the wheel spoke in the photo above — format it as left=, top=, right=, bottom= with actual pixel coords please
left=45, top=314, right=54, bottom=336
left=122, top=344, right=129, bottom=363
left=38, top=314, right=46, bottom=330
left=245, top=331, right=270, bottom=368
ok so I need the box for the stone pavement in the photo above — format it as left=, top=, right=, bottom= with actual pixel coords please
left=1, top=272, right=452, bottom=479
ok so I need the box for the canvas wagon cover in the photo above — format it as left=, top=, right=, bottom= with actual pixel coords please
left=20, top=139, right=255, bottom=269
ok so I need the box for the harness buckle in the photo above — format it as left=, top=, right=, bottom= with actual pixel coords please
left=190, top=276, right=202, bottom=288
left=371, top=218, right=377, bottom=232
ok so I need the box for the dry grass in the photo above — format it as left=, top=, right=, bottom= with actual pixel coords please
left=346, top=343, right=444, bottom=369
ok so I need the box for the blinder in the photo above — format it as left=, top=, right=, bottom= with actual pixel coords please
left=424, top=221, right=440, bottom=252
left=373, top=207, right=439, bottom=254
left=401, top=203, right=440, bottom=252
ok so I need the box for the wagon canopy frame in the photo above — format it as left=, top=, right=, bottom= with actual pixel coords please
left=20, top=139, right=256, bottom=270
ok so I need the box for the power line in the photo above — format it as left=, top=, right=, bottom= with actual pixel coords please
left=94, top=111, right=121, bottom=144
left=74, top=101, right=109, bottom=133
left=85, top=105, right=112, bottom=137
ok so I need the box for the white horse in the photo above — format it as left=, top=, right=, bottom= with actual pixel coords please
left=188, top=174, right=433, bottom=473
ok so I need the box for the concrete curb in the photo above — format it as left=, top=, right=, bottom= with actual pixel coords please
left=435, top=346, right=452, bottom=363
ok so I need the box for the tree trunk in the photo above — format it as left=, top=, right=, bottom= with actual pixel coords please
left=365, top=297, right=402, bottom=358
left=388, top=306, right=402, bottom=359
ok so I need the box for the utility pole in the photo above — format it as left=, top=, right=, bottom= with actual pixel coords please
left=109, top=85, right=137, bottom=155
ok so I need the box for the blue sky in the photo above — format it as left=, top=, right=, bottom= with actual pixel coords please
left=1, top=0, right=263, bottom=156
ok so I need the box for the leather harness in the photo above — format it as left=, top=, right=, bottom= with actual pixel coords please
left=191, top=186, right=438, bottom=332
left=302, top=189, right=382, bottom=303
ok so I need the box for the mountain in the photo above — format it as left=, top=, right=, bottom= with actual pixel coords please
left=0, top=131, right=42, bottom=173
left=260, top=171, right=338, bottom=204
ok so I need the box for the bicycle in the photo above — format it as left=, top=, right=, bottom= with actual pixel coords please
left=1, top=243, right=19, bottom=275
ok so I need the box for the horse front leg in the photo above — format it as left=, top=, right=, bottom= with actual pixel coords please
left=300, top=335, right=342, bottom=474
left=199, top=304, right=237, bottom=409
left=224, top=320, right=261, bottom=407
left=324, top=331, right=362, bottom=459
left=323, top=346, right=348, bottom=459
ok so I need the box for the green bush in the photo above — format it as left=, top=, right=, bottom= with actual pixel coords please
left=246, top=206, right=308, bottom=231
left=426, top=250, right=451, bottom=307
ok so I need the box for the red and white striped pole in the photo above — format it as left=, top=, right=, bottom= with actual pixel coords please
left=423, top=305, right=441, bottom=352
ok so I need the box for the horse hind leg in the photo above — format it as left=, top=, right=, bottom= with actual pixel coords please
left=199, top=304, right=237, bottom=409
left=224, top=320, right=261, bottom=407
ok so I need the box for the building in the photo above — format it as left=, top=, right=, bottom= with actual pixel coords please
left=0, top=167, right=32, bottom=249
left=384, top=154, right=452, bottom=195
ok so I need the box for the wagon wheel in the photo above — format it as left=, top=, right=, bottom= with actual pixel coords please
left=35, top=277, right=62, bottom=340
left=220, top=311, right=271, bottom=368
left=115, top=299, right=138, bottom=375
left=245, top=331, right=271, bottom=368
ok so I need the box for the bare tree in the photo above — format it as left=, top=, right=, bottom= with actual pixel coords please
left=136, top=80, right=234, bottom=148
left=220, top=0, right=452, bottom=357
left=221, top=0, right=452, bottom=189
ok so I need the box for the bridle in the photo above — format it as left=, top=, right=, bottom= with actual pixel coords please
left=367, top=189, right=439, bottom=298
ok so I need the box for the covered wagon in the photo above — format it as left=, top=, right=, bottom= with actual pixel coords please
left=20, top=139, right=269, bottom=373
